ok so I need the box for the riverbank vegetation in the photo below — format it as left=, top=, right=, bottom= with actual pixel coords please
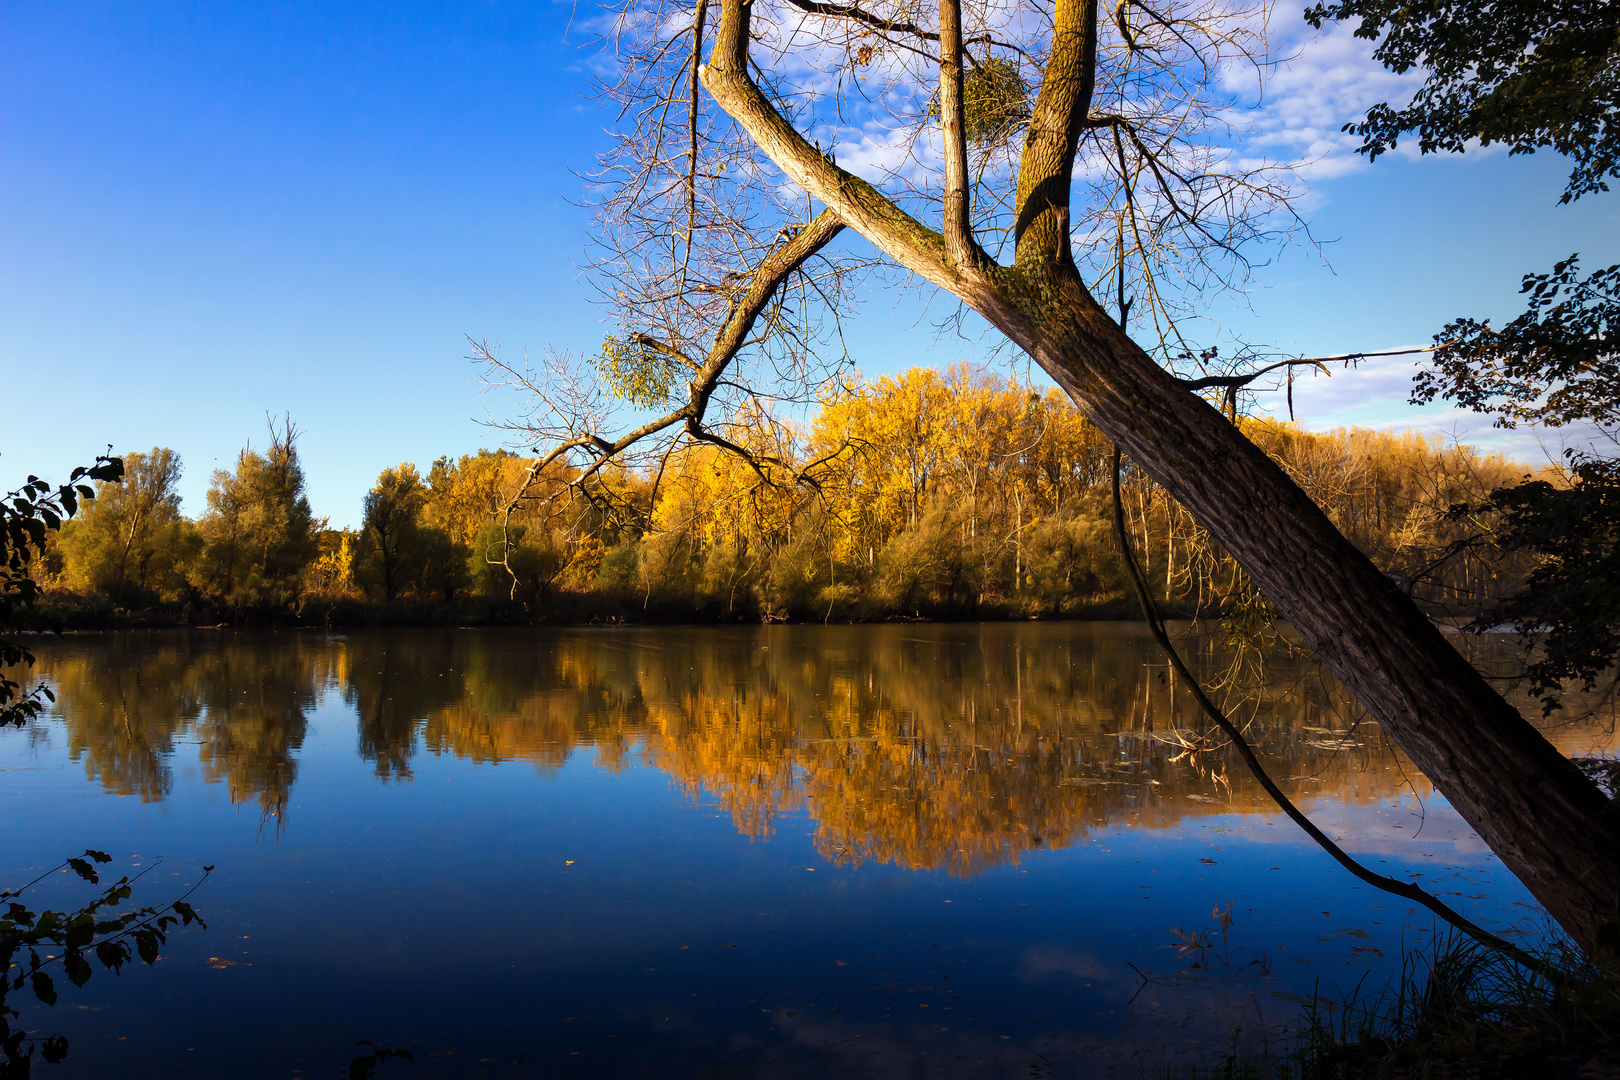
left=25, top=367, right=1543, bottom=629
left=22, top=367, right=1542, bottom=628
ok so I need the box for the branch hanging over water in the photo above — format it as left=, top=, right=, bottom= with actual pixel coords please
left=1109, top=444, right=1556, bottom=979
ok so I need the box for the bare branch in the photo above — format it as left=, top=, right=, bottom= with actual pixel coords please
left=938, top=0, right=980, bottom=268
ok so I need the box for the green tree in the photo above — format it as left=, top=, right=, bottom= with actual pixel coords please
left=357, top=464, right=427, bottom=601
left=193, top=420, right=317, bottom=608
left=467, top=522, right=562, bottom=602
left=415, top=525, right=471, bottom=602
left=58, top=447, right=193, bottom=605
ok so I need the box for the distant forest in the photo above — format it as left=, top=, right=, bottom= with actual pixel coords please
left=32, top=365, right=1542, bottom=626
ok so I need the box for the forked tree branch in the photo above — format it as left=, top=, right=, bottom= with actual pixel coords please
left=702, top=0, right=959, bottom=290
left=938, top=0, right=980, bottom=269
left=631, top=333, right=702, bottom=371
left=496, top=209, right=849, bottom=512
left=1011, top=0, right=1098, bottom=267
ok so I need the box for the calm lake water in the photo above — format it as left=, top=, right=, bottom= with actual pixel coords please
left=2, top=624, right=1613, bottom=1078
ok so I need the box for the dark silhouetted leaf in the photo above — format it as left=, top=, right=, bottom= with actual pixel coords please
left=95, top=940, right=130, bottom=974
left=64, top=914, right=95, bottom=949
left=64, top=952, right=92, bottom=988
left=41, top=1034, right=69, bottom=1063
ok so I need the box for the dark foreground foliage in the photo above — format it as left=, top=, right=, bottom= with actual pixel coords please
left=1466, top=452, right=1620, bottom=715
left=1172, top=935, right=1620, bottom=1080
left=1412, top=254, right=1620, bottom=715
left=2, top=454, right=123, bottom=727
left=0, top=853, right=209, bottom=1077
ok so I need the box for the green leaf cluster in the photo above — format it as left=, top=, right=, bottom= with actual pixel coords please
left=928, top=56, right=1031, bottom=146
left=961, top=56, right=1030, bottom=146
left=594, top=335, right=677, bottom=408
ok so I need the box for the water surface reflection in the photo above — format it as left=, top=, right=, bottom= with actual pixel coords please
left=42, top=625, right=1435, bottom=872
left=4, top=624, right=1607, bottom=1078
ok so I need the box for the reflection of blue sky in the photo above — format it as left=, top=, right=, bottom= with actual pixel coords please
left=1257, top=795, right=1493, bottom=859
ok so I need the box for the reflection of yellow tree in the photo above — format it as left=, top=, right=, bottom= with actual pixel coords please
left=400, top=627, right=1450, bottom=877
left=37, top=627, right=1568, bottom=873
left=46, top=638, right=203, bottom=802
left=638, top=668, right=805, bottom=840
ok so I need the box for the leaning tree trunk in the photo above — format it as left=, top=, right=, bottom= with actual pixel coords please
left=698, top=0, right=1620, bottom=957
left=974, top=266, right=1620, bottom=957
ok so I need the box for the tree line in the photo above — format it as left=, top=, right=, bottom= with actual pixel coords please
left=34, top=367, right=1541, bottom=624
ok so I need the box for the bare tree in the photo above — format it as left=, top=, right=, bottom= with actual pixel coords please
left=688, top=0, right=1617, bottom=957
left=483, top=0, right=1619, bottom=955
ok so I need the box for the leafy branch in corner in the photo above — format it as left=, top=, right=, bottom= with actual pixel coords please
left=1414, top=255, right=1620, bottom=430
left=0, top=851, right=211, bottom=1076
left=1, top=453, right=123, bottom=728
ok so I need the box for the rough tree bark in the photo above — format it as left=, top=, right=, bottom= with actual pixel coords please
left=700, top=0, right=1620, bottom=953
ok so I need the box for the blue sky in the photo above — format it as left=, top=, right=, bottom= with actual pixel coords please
left=3, top=1, right=1616, bottom=528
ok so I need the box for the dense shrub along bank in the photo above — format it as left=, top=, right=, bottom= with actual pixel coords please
left=30, top=366, right=1543, bottom=626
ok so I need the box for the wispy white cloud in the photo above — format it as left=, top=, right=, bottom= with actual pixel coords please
left=1250, top=349, right=1609, bottom=466
left=1228, top=14, right=1425, bottom=182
